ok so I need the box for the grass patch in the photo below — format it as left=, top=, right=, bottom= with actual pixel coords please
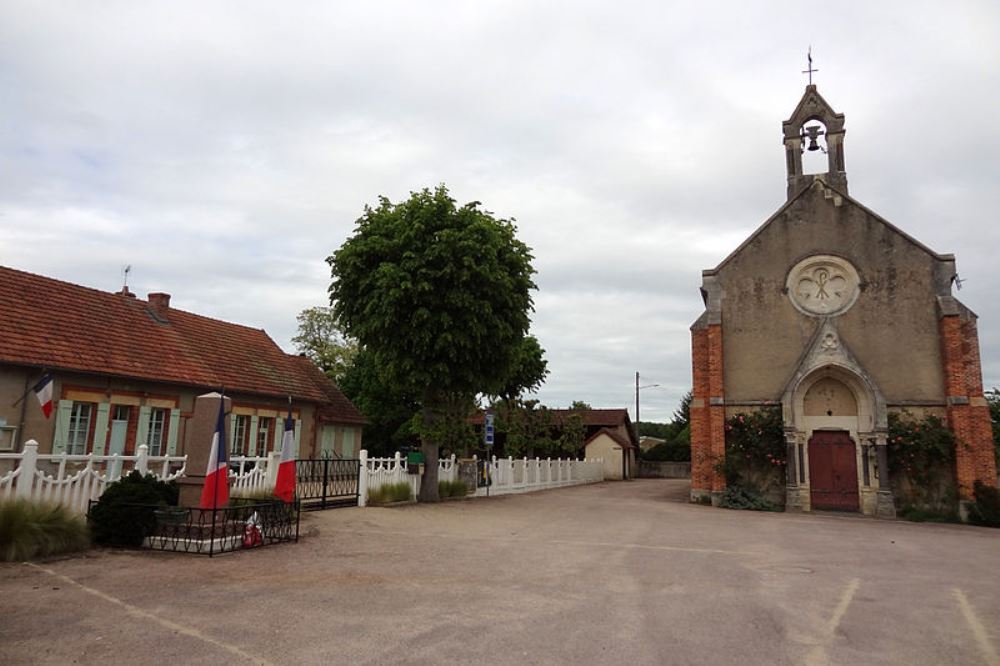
left=438, top=480, right=468, bottom=498
left=368, top=482, right=412, bottom=506
left=0, top=500, right=90, bottom=562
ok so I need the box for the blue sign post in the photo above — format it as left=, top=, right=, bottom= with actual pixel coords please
left=484, top=411, right=495, bottom=446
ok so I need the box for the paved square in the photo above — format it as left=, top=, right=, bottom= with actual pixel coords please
left=2, top=480, right=999, bottom=665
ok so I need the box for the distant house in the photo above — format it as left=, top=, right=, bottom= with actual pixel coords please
left=638, top=436, right=665, bottom=452
left=0, top=266, right=364, bottom=459
left=471, top=407, right=638, bottom=478
left=584, top=428, right=636, bottom=481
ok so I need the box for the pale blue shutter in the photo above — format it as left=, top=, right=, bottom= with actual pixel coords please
left=343, top=427, right=355, bottom=457
left=136, top=406, right=151, bottom=451
left=293, top=420, right=302, bottom=457
left=248, top=415, right=259, bottom=456
left=52, top=400, right=73, bottom=454
left=166, top=409, right=181, bottom=455
left=92, top=403, right=111, bottom=455
left=273, top=418, right=283, bottom=453
left=228, top=413, right=238, bottom=454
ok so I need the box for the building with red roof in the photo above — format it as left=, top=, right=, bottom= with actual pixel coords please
left=0, top=266, right=364, bottom=459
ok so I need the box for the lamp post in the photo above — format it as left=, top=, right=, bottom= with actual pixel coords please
left=635, top=372, right=660, bottom=477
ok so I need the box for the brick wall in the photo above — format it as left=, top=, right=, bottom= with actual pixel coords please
left=690, top=322, right=726, bottom=497
left=940, top=313, right=997, bottom=500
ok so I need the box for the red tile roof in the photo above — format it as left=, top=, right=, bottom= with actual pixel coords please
left=585, top=427, right=634, bottom=449
left=0, top=266, right=364, bottom=422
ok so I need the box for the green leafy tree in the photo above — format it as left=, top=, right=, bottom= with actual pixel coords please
left=987, top=388, right=1000, bottom=466
left=292, top=306, right=358, bottom=384
left=495, top=336, right=549, bottom=404
left=328, top=185, right=536, bottom=501
left=557, top=411, right=587, bottom=457
left=502, top=399, right=554, bottom=458
left=338, top=348, right=419, bottom=457
left=569, top=400, right=592, bottom=411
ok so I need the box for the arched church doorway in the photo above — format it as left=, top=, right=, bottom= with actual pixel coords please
left=807, top=430, right=859, bottom=511
left=784, top=364, right=892, bottom=516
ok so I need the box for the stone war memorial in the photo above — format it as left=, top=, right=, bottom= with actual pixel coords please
left=689, top=84, right=997, bottom=517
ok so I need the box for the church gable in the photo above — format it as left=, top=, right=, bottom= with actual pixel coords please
left=688, top=82, right=997, bottom=515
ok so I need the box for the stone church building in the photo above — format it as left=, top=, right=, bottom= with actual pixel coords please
left=689, top=85, right=997, bottom=517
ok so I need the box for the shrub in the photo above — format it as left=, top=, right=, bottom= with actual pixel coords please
left=438, top=480, right=468, bottom=498
left=968, top=480, right=1000, bottom=527
left=367, top=482, right=412, bottom=505
left=887, top=412, right=956, bottom=513
left=718, top=485, right=780, bottom=512
left=719, top=409, right=786, bottom=506
left=89, top=471, right=178, bottom=547
left=0, top=500, right=90, bottom=562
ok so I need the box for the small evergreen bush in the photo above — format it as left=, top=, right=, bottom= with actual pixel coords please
left=718, top=485, right=780, bottom=512
left=367, top=482, right=412, bottom=505
left=438, top=480, right=468, bottom=498
left=969, top=480, right=1000, bottom=527
left=0, top=500, right=90, bottom=561
left=90, top=471, right=178, bottom=546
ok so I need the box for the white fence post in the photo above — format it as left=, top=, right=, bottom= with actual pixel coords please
left=135, top=445, right=149, bottom=475
left=14, top=440, right=38, bottom=499
left=265, top=451, right=282, bottom=488
left=358, top=449, right=369, bottom=507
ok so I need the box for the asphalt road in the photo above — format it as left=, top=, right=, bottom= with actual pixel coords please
left=2, top=479, right=999, bottom=665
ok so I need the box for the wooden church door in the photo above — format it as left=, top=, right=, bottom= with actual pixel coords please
left=808, top=431, right=859, bottom=511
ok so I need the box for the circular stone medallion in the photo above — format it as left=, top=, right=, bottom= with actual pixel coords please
left=786, top=255, right=860, bottom=316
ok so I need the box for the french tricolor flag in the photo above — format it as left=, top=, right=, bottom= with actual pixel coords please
left=273, top=408, right=297, bottom=503
left=34, top=374, right=54, bottom=419
left=199, top=397, right=230, bottom=510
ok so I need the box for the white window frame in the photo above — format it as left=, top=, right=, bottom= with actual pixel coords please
left=146, top=408, right=167, bottom=456
left=67, top=402, right=92, bottom=455
left=257, top=417, right=271, bottom=455
left=232, top=415, right=250, bottom=456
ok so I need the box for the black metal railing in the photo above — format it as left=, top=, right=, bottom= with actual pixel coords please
left=296, top=458, right=360, bottom=509
left=88, top=500, right=300, bottom=557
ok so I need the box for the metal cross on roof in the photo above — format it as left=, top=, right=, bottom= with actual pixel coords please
left=802, top=47, right=818, bottom=85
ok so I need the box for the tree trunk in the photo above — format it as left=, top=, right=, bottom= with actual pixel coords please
left=418, top=438, right=440, bottom=502
left=418, top=399, right=442, bottom=502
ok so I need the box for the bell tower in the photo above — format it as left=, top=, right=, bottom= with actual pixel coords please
left=782, top=85, right=848, bottom=200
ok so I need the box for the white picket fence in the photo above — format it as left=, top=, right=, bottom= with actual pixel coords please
left=475, top=455, right=604, bottom=497
left=228, top=453, right=281, bottom=496
left=0, top=440, right=187, bottom=514
left=357, top=450, right=604, bottom=506
left=358, top=451, right=458, bottom=506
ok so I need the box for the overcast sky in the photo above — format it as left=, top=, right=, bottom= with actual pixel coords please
left=2, top=2, right=998, bottom=422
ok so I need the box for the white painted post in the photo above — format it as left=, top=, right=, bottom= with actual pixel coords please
left=358, top=449, right=369, bottom=507
left=135, top=444, right=149, bottom=475
left=15, top=440, right=38, bottom=500
left=265, top=451, right=281, bottom=488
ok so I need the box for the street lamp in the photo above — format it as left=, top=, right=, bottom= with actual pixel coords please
left=635, top=372, right=660, bottom=473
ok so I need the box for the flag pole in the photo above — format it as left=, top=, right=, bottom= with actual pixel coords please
left=10, top=369, right=49, bottom=407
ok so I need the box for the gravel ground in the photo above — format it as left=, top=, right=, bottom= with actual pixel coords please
left=2, top=479, right=999, bottom=665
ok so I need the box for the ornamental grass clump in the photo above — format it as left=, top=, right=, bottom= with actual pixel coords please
left=367, top=482, right=412, bottom=506
left=0, top=500, right=90, bottom=562
left=438, top=480, right=468, bottom=499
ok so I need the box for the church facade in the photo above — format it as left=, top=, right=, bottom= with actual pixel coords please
left=689, top=85, right=996, bottom=517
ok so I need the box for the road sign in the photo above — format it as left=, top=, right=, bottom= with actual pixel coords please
left=484, top=411, right=495, bottom=446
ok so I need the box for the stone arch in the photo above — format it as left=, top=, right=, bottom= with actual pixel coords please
left=780, top=328, right=894, bottom=516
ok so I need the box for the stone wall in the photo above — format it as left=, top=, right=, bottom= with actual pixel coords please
left=638, top=461, right=691, bottom=479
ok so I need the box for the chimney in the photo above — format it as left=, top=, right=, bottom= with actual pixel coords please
left=117, top=286, right=136, bottom=298
left=148, top=292, right=171, bottom=310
